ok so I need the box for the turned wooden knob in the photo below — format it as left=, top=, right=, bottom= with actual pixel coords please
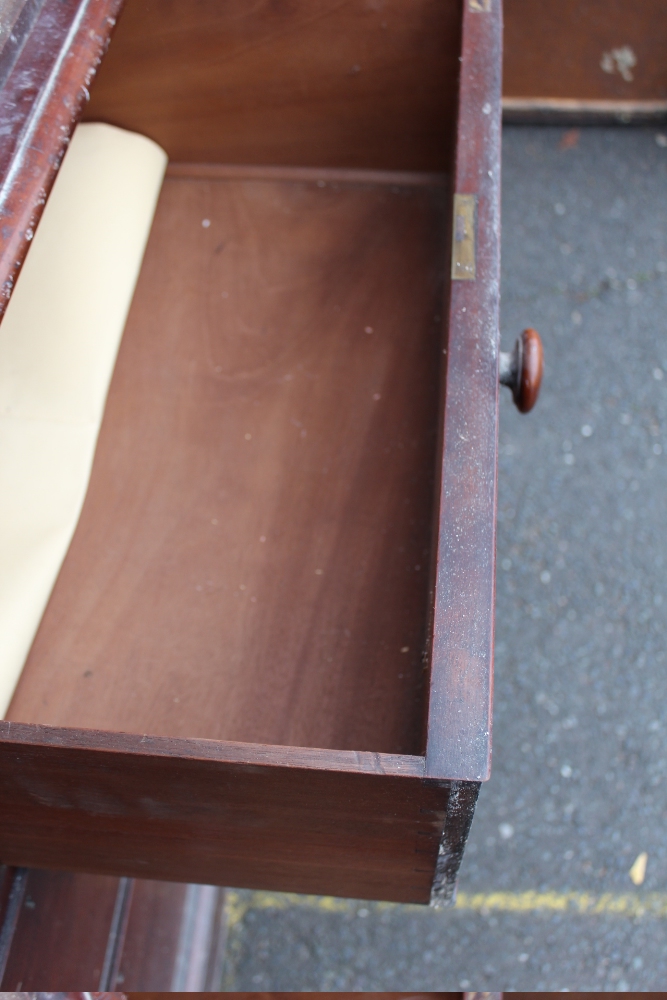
left=498, top=327, right=543, bottom=413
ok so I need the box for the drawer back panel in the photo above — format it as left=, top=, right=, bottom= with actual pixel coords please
left=83, top=0, right=462, bottom=171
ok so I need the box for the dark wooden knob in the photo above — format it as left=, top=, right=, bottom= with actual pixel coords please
left=498, top=327, right=543, bottom=413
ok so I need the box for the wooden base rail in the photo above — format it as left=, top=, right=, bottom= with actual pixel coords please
left=0, top=865, right=226, bottom=991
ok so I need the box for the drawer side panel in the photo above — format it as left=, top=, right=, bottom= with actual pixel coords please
left=426, top=0, right=502, bottom=782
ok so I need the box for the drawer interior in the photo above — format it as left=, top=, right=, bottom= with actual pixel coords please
left=5, top=0, right=461, bottom=757
left=80, top=0, right=463, bottom=173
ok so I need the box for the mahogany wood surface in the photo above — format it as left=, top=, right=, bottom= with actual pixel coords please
left=0, top=723, right=446, bottom=903
left=0, top=0, right=122, bottom=318
left=117, top=878, right=188, bottom=990
left=498, top=327, right=544, bottom=414
left=2, top=0, right=666, bottom=332
left=0, top=0, right=498, bottom=900
left=83, top=0, right=461, bottom=172
left=425, top=0, right=501, bottom=781
left=134, top=995, right=456, bottom=1000
left=130, top=995, right=454, bottom=1000
left=0, top=868, right=121, bottom=988
left=504, top=0, right=667, bottom=102
left=0, top=864, right=225, bottom=990
left=9, top=170, right=445, bottom=756
left=516, top=328, right=543, bottom=415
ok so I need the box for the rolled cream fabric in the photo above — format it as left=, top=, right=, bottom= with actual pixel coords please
left=0, top=122, right=167, bottom=716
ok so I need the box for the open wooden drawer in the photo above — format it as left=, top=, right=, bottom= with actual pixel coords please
left=0, top=0, right=502, bottom=905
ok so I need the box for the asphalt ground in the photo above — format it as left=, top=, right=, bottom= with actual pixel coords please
left=221, top=126, right=667, bottom=991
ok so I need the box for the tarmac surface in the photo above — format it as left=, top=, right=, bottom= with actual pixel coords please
left=221, top=126, right=667, bottom=990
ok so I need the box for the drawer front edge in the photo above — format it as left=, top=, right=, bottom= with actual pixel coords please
left=0, top=723, right=449, bottom=904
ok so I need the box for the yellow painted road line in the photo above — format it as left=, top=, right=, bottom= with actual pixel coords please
left=456, top=890, right=667, bottom=917
left=224, top=889, right=667, bottom=929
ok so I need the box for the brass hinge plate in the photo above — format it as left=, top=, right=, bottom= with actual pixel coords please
left=451, top=194, right=476, bottom=281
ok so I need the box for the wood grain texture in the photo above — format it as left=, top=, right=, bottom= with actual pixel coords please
left=504, top=0, right=667, bottom=101
left=0, top=0, right=503, bottom=898
left=0, top=722, right=446, bottom=903
left=117, top=879, right=189, bottom=990
left=165, top=162, right=447, bottom=187
left=83, top=0, right=461, bottom=171
left=9, top=172, right=445, bottom=757
left=120, top=881, right=226, bottom=990
left=0, top=869, right=120, bottom=989
left=0, top=0, right=123, bottom=319
left=425, top=0, right=502, bottom=781
left=0, top=868, right=225, bottom=990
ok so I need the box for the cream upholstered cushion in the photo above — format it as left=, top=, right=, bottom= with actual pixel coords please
left=0, top=122, right=167, bottom=716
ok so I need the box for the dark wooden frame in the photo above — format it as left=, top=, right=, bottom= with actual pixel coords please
left=0, top=0, right=123, bottom=318
left=0, top=0, right=501, bottom=905
left=0, top=863, right=227, bottom=989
